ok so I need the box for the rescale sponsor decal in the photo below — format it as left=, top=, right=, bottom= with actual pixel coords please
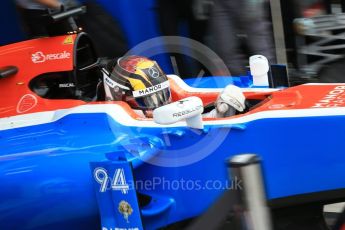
left=31, top=51, right=71, bottom=63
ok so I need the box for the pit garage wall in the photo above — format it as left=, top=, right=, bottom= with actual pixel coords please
left=0, top=0, right=172, bottom=73
left=0, top=0, right=161, bottom=47
left=0, top=1, right=25, bottom=46
left=93, top=0, right=159, bottom=50
left=94, top=0, right=173, bottom=72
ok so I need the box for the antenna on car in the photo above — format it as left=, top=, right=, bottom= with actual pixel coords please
left=46, top=6, right=87, bottom=36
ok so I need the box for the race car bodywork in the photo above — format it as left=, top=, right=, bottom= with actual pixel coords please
left=1, top=33, right=345, bottom=230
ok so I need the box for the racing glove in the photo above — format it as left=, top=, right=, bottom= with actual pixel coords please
left=205, top=84, right=246, bottom=118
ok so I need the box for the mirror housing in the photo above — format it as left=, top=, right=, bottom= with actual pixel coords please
left=249, top=55, right=269, bottom=86
left=0, top=66, right=18, bottom=79
left=153, top=96, right=204, bottom=129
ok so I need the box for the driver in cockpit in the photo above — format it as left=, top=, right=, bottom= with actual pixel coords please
left=100, top=55, right=246, bottom=118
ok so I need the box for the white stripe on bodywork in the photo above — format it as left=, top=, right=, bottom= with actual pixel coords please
left=304, top=83, right=345, bottom=85
left=1, top=75, right=344, bottom=131
left=1, top=103, right=345, bottom=131
left=167, top=75, right=280, bottom=93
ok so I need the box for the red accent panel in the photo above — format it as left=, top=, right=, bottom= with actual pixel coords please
left=2, top=35, right=345, bottom=122
left=0, top=35, right=78, bottom=117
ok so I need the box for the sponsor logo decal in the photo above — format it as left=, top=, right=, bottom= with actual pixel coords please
left=104, top=75, right=129, bottom=90
left=63, top=35, right=74, bottom=45
left=104, top=75, right=116, bottom=88
left=313, top=86, right=345, bottom=108
left=173, top=105, right=203, bottom=118
left=118, top=200, right=133, bottom=223
left=16, top=94, right=37, bottom=114
left=133, top=81, right=169, bottom=98
left=59, top=83, right=75, bottom=88
left=148, top=67, right=160, bottom=78
left=31, top=51, right=71, bottom=63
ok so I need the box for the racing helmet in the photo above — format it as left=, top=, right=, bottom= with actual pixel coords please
left=103, top=56, right=171, bottom=111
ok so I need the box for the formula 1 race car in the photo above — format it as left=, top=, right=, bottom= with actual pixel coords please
left=1, top=7, right=345, bottom=230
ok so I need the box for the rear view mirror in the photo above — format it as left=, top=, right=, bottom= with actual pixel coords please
left=153, top=96, right=204, bottom=129
left=249, top=55, right=269, bottom=86
left=0, top=66, right=18, bottom=79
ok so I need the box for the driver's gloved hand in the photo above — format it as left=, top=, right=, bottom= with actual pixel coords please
left=214, top=84, right=246, bottom=118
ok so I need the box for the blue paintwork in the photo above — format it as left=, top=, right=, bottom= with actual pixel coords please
left=90, top=160, right=144, bottom=229
left=0, top=2, right=299, bottom=229
left=1, top=109, right=345, bottom=229
left=184, top=75, right=253, bottom=88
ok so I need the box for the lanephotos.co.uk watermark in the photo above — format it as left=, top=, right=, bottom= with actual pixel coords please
left=96, top=175, right=243, bottom=193
left=133, top=177, right=243, bottom=191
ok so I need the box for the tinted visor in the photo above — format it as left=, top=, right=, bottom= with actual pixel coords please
left=134, top=85, right=171, bottom=110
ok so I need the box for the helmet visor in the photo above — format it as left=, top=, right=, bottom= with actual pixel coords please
left=133, top=81, right=171, bottom=110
